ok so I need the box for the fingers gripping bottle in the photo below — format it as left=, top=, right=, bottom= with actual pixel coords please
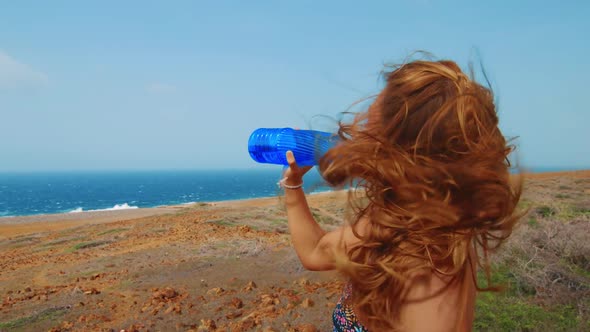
left=248, top=128, right=340, bottom=166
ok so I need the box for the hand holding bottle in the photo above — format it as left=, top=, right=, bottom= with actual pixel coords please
left=248, top=128, right=339, bottom=166
left=281, top=150, right=313, bottom=188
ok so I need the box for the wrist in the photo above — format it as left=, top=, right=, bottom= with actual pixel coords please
left=278, top=176, right=303, bottom=190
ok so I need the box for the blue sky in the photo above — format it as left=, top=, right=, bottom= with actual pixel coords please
left=0, top=1, right=588, bottom=171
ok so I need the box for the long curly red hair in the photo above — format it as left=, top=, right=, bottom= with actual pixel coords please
left=319, top=59, right=522, bottom=330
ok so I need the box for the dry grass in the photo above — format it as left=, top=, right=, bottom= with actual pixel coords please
left=476, top=177, right=590, bottom=331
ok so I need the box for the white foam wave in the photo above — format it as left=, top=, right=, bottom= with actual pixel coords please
left=102, top=203, right=139, bottom=211
left=310, top=188, right=333, bottom=194
left=68, top=203, right=139, bottom=214
left=0, top=211, right=14, bottom=218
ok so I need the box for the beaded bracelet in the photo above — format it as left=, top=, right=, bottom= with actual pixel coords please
left=277, top=177, right=303, bottom=190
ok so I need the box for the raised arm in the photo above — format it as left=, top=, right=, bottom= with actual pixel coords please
left=282, top=151, right=363, bottom=271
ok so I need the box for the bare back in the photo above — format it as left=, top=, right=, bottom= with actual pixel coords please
left=321, top=219, right=476, bottom=331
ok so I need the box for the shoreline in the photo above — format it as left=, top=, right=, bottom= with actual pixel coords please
left=0, top=188, right=336, bottom=224
left=1, top=169, right=587, bottom=230
left=0, top=190, right=345, bottom=239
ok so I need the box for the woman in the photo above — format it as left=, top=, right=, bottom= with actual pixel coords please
left=280, top=59, right=522, bottom=331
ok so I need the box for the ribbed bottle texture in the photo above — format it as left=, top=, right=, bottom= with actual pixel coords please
left=248, top=128, right=339, bottom=166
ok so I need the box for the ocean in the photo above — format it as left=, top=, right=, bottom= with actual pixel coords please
left=0, top=169, right=331, bottom=218
left=0, top=166, right=583, bottom=218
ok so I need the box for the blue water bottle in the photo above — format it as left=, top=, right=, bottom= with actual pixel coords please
left=248, top=128, right=340, bottom=166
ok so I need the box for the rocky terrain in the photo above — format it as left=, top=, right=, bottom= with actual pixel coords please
left=1, top=171, right=589, bottom=331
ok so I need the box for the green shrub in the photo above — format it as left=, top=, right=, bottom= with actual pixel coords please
left=536, top=205, right=556, bottom=217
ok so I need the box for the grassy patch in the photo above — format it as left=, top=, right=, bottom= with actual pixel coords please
left=475, top=262, right=588, bottom=330
left=42, top=237, right=83, bottom=247
left=474, top=292, right=580, bottom=331
left=558, top=185, right=572, bottom=190
left=67, top=240, right=110, bottom=252
left=311, top=209, right=339, bottom=225
left=561, top=258, right=590, bottom=280
left=552, top=204, right=590, bottom=220
left=517, top=199, right=533, bottom=210
left=270, top=219, right=287, bottom=225
left=535, top=205, right=556, bottom=218
left=478, top=264, right=536, bottom=297
left=0, top=306, right=69, bottom=330
left=207, top=219, right=236, bottom=227
left=181, top=202, right=210, bottom=212
left=6, top=236, right=42, bottom=249
left=527, top=216, right=539, bottom=228
left=98, top=228, right=129, bottom=236
left=9, top=235, right=40, bottom=244
left=573, top=206, right=590, bottom=215
left=555, top=193, right=571, bottom=199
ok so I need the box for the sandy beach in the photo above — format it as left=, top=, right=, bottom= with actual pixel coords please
left=0, top=170, right=588, bottom=331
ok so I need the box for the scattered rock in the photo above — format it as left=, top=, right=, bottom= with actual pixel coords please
left=261, top=304, right=276, bottom=314
left=225, top=309, right=243, bottom=319
left=240, top=317, right=257, bottom=330
left=197, top=319, right=216, bottom=331
left=230, top=297, right=243, bottom=309
left=301, top=298, right=314, bottom=308
left=295, top=324, right=318, bottom=332
left=228, top=317, right=256, bottom=331
left=71, top=286, right=83, bottom=295
left=163, top=287, right=178, bottom=298
left=163, top=304, right=181, bottom=315
left=152, top=287, right=178, bottom=300
left=238, top=225, right=251, bottom=235
left=260, top=294, right=275, bottom=306
left=84, top=288, right=100, bottom=295
left=206, top=287, right=224, bottom=296
left=243, top=281, right=257, bottom=291
left=90, top=273, right=103, bottom=280
left=61, top=321, right=74, bottom=329
left=123, top=323, right=143, bottom=332
left=298, top=278, right=310, bottom=286
left=280, top=288, right=296, bottom=296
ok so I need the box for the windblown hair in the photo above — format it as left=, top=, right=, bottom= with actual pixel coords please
left=319, top=59, right=522, bottom=330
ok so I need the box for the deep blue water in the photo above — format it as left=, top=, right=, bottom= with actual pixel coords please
left=0, top=169, right=330, bottom=217
left=0, top=166, right=585, bottom=218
